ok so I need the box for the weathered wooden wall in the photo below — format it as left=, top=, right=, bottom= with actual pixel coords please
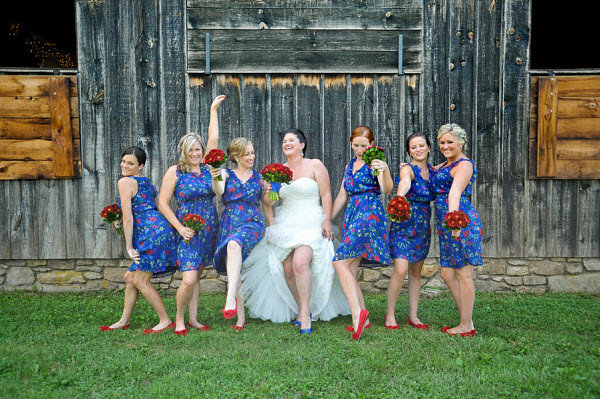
left=0, top=0, right=598, bottom=260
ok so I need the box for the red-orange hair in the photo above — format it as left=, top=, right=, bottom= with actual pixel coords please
left=349, top=125, right=375, bottom=143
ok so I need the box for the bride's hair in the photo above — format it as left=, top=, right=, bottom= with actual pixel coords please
left=283, top=128, right=307, bottom=156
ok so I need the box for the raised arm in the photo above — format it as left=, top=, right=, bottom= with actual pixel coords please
left=211, top=167, right=226, bottom=196
left=118, top=177, right=140, bottom=262
left=396, top=164, right=415, bottom=197
left=205, top=95, right=226, bottom=154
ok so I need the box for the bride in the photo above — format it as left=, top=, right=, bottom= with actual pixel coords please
left=242, top=128, right=350, bottom=334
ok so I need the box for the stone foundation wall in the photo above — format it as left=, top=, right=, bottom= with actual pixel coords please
left=1, top=257, right=599, bottom=294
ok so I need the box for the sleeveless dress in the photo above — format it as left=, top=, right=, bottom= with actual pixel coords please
left=389, top=164, right=435, bottom=263
left=174, top=167, right=218, bottom=272
left=213, top=169, right=265, bottom=275
left=118, top=176, right=176, bottom=274
left=242, top=177, right=351, bottom=322
left=431, top=158, right=483, bottom=268
left=333, top=159, right=391, bottom=266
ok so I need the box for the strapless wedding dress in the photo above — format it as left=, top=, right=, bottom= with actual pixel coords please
left=242, top=178, right=350, bottom=322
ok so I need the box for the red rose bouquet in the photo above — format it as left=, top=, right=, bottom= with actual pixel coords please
left=203, top=149, right=227, bottom=181
left=100, top=204, right=123, bottom=235
left=261, top=163, right=294, bottom=201
left=387, top=196, right=411, bottom=223
left=362, top=145, right=386, bottom=176
left=442, top=210, right=470, bottom=240
left=182, top=213, right=206, bottom=244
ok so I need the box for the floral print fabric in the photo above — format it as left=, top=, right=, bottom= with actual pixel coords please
left=389, top=164, right=434, bottom=263
left=333, top=159, right=391, bottom=266
left=118, top=176, right=176, bottom=274
left=213, top=170, right=265, bottom=275
left=174, top=167, right=218, bottom=272
left=431, top=158, right=483, bottom=268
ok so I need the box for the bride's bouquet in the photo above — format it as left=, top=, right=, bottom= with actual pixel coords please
left=261, top=163, right=293, bottom=201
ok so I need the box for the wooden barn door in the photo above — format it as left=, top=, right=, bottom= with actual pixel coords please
left=0, top=75, right=81, bottom=180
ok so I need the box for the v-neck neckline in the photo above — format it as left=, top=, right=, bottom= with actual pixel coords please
left=231, top=169, right=253, bottom=185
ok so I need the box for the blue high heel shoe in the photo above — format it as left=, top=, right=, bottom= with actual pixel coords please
left=299, top=313, right=313, bottom=335
left=292, top=313, right=312, bottom=328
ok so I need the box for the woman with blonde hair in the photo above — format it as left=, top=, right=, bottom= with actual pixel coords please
left=211, top=137, right=265, bottom=330
left=431, top=123, right=482, bottom=337
left=158, top=95, right=225, bottom=336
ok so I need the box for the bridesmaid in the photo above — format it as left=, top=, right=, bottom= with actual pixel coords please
left=211, top=137, right=265, bottom=330
left=431, top=123, right=482, bottom=337
left=331, top=125, right=393, bottom=340
left=385, top=132, right=435, bottom=330
left=100, top=146, right=176, bottom=334
left=158, top=95, right=225, bottom=336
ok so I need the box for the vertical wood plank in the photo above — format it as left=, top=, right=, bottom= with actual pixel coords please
left=7, top=181, right=39, bottom=258
left=350, top=76, right=374, bottom=130
left=37, top=180, right=67, bottom=258
left=536, top=77, right=558, bottom=177
left=296, top=75, right=322, bottom=160
left=474, top=0, right=502, bottom=256
left=49, top=77, right=75, bottom=178
left=241, top=75, right=269, bottom=171
left=269, top=75, right=294, bottom=164
left=501, top=0, right=530, bottom=256
left=575, top=180, right=600, bottom=256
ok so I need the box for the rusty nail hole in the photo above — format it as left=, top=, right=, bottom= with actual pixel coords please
left=516, top=35, right=521, bottom=41
left=516, top=174, right=522, bottom=179
left=509, top=28, right=515, bottom=35
left=516, top=57, right=522, bottom=64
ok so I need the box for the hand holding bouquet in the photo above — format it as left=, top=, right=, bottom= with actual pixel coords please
left=261, top=163, right=293, bottom=201
left=203, top=149, right=227, bottom=181
left=100, top=204, right=123, bottom=235
left=442, top=210, right=470, bottom=240
left=362, top=146, right=386, bottom=176
left=387, top=196, right=411, bottom=223
left=182, top=213, right=206, bottom=244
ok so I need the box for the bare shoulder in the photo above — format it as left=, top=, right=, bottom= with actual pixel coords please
left=118, top=176, right=136, bottom=187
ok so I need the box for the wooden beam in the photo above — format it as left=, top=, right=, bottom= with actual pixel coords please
left=537, top=77, right=558, bottom=177
left=49, top=77, right=75, bottom=178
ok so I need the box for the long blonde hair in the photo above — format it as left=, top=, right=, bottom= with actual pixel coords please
left=176, top=133, right=206, bottom=173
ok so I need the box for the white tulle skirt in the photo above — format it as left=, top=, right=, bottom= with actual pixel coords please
left=241, top=185, right=350, bottom=322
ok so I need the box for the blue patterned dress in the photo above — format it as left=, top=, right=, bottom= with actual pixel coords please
left=431, top=158, right=483, bottom=268
left=174, top=167, right=218, bottom=272
left=213, top=170, right=265, bottom=275
left=333, top=159, right=391, bottom=266
left=389, top=164, right=435, bottom=263
left=118, top=176, right=176, bottom=274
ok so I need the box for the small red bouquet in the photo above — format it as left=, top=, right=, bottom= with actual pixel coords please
left=203, top=149, right=227, bottom=181
left=261, top=163, right=293, bottom=201
left=387, top=196, right=411, bottom=223
left=182, top=213, right=206, bottom=244
left=100, top=204, right=123, bottom=235
left=443, top=210, right=470, bottom=240
left=362, top=145, right=386, bottom=176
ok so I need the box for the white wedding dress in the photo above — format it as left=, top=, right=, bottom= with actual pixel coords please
left=242, top=177, right=351, bottom=322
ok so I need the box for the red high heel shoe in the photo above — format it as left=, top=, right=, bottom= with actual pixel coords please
left=384, top=315, right=400, bottom=330
left=188, top=322, right=210, bottom=331
left=352, top=310, right=369, bottom=341
left=222, top=298, right=237, bottom=319
left=143, top=322, right=174, bottom=334
left=231, top=321, right=247, bottom=331
left=407, top=318, right=429, bottom=330
left=100, top=323, right=130, bottom=331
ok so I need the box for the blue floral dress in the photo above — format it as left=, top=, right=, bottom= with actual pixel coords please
left=431, top=158, right=483, bottom=268
left=118, top=176, right=176, bottom=274
left=213, top=170, right=265, bottom=275
left=389, top=164, right=434, bottom=263
left=174, top=167, right=218, bottom=272
left=333, top=159, right=391, bottom=266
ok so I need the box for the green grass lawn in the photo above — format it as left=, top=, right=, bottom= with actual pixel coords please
left=0, top=290, right=598, bottom=398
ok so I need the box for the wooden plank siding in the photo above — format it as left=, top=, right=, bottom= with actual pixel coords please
left=0, top=0, right=598, bottom=260
left=186, top=1, right=423, bottom=74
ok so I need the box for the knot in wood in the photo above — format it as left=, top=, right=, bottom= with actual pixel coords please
left=587, top=102, right=597, bottom=109
left=516, top=57, right=522, bottom=65
left=258, top=9, right=263, bottom=14
left=450, top=63, right=455, bottom=70
left=468, top=32, right=474, bottom=40
left=385, top=11, right=392, bottom=18
left=450, top=103, right=456, bottom=110
left=509, top=28, right=515, bottom=35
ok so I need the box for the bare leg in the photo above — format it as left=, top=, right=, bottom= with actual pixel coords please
left=283, top=251, right=301, bottom=321
left=292, top=246, right=314, bottom=330
left=351, top=262, right=370, bottom=326
left=175, top=270, right=198, bottom=331
left=407, top=260, right=425, bottom=325
left=385, top=258, right=408, bottom=326
left=233, top=280, right=246, bottom=328
left=332, top=256, right=363, bottom=330
left=108, top=271, right=138, bottom=328
left=224, top=241, right=243, bottom=311
left=132, top=271, right=171, bottom=330
left=446, top=265, right=475, bottom=334
left=187, top=269, right=208, bottom=329
left=441, top=267, right=462, bottom=315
